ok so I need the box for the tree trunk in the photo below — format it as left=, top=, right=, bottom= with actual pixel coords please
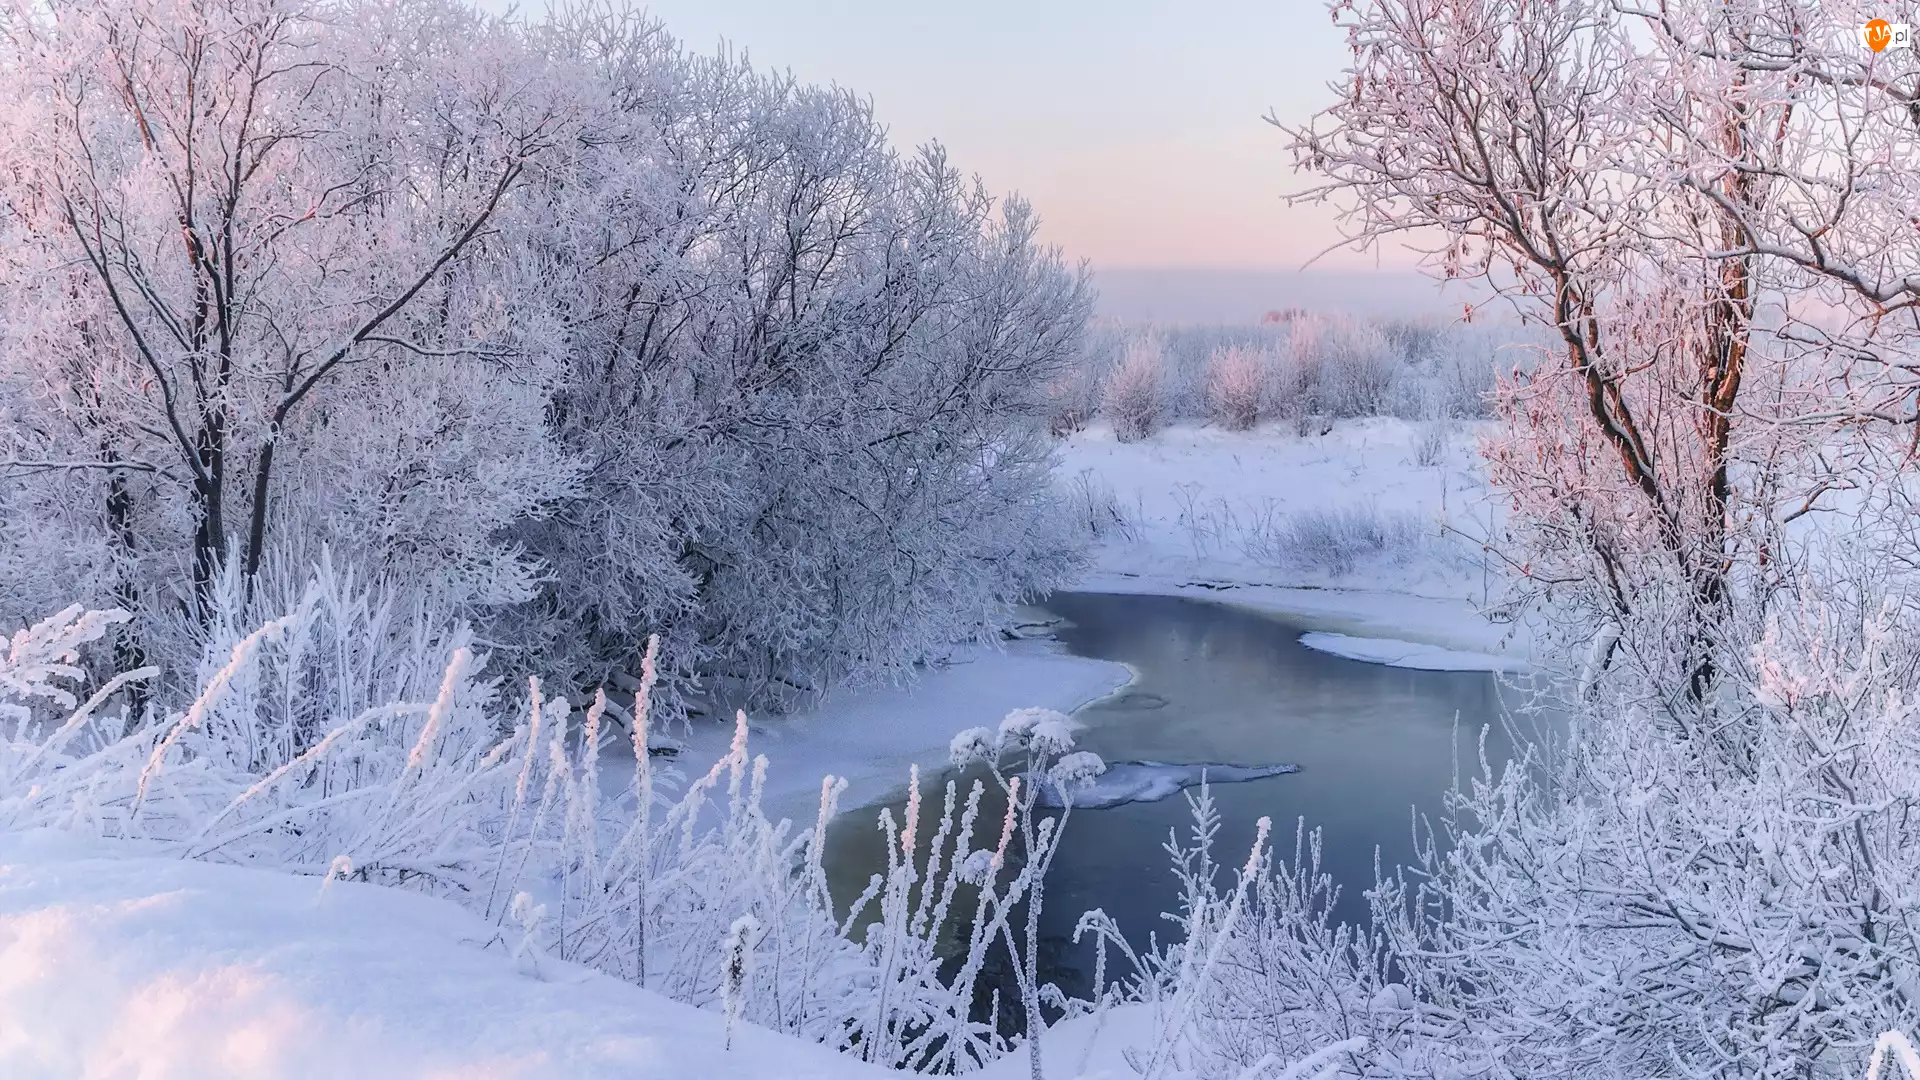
left=241, top=428, right=279, bottom=597
left=189, top=414, right=227, bottom=621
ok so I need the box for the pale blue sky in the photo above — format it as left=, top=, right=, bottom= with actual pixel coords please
left=495, top=1, right=1413, bottom=274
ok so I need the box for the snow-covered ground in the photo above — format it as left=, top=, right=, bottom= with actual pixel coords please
left=0, top=831, right=897, bottom=1080
left=0, top=829, right=1355, bottom=1080
left=1062, top=419, right=1489, bottom=595
left=0, top=829, right=1221, bottom=1080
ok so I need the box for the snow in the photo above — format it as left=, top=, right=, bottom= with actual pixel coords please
left=975, top=1004, right=1158, bottom=1080
left=1297, top=631, right=1526, bottom=672
left=971, top=1003, right=1370, bottom=1080
left=0, top=830, right=894, bottom=1080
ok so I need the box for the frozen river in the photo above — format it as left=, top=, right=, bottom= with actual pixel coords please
left=827, top=590, right=1538, bottom=1003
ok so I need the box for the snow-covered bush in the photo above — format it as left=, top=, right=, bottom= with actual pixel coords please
left=1052, top=316, right=1523, bottom=438
left=1315, top=318, right=1400, bottom=419
left=1240, top=504, right=1426, bottom=577
left=1274, top=321, right=1329, bottom=434
left=1048, top=328, right=1120, bottom=436
left=1105, top=337, right=1167, bottom=442
left=1379, top=318, right=1444, bottom=365
left=1066, top=470, right=1137, bottom=543
left=1207, top=345, right=1269, bottom=431
left=1411, top=420, right=1449, bottom=467
left=1072, top=790, right=1377, bottom=1080
left=1339, top=564, right=1920, bottom=1078
left=1432, top=335, right=1505, bottom=419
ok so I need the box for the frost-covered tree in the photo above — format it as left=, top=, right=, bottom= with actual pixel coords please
left=1284, top=0, right=1920, bottom=701
left=515, top=10, right=1092, bottom=707
left=0, top=0, right=583, bottom=669
left=1248, top=1, right=1920, bottom=1076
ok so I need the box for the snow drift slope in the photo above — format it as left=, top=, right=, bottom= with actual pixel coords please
left=0, top=831, right=892, bottom=1080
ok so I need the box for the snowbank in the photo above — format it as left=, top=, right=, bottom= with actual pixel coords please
left=0, top=831, right=892, bottom=1080
left=975, top=1004, right=1159, bottom=1080
left=1298, top=631, right=1525, bottom=672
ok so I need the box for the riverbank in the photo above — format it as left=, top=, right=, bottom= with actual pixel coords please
left=1058, top=417, right=1533, bottom=670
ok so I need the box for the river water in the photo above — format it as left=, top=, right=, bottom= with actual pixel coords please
left=825, top=590, right=1531, bottom=1002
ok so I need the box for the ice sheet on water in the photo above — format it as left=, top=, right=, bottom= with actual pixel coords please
left=1297, top=631, right=1525, bottom=672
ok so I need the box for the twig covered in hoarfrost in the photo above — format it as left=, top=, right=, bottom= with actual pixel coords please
left=723, top=914, right=760, bottom=1050
left=1869, top=1032, right=1920, bottom=1080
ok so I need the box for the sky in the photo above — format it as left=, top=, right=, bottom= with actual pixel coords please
left=527, top=1, right=1426, bottom=272
left=485, top=1, right=1460, bottom=320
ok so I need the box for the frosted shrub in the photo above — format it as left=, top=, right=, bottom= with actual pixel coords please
left=0, top=607, right=157, bottom=831
left=1352, top=579, right=1920, bottom=1078
left=1047, top=364, right=1104, bottom=436
left=1379, top=317, right=1443, bottom=364
left=1240, top=504, right=1426, bottom=577
left=1175, top=817, right=1388, bottom=1080
left=1050, top=317, right=1529, bottom=435
left=1274, top=320, right=1327, bottom=432
left=1317, top=318, right=1399, bottom=418
left=1104, top=336, right=1166, bottom=442
left=1207, top=345, right=1267, bottom=431
left=947, top=708, right=1106, bottom=1079
left=1066, top=469, right=1137, bottom=543
left=1068, top=788, right=1377, bottom=1080
left=0, top=605, right=151, bottom=729
left=1437, top=346, right=1499, bottom=419
left=1412, top=420, right=1449, bottom=467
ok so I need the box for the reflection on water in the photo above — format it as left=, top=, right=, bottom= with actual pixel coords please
left=825, top=590, right=1533, bottom=1003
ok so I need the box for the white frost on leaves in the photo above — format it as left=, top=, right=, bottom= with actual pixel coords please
left=957, top=849, right=996, bottom=886
left=998, top=706, right=1077, bottom=753
left=949, top=727, right=995, bottom=766
left=1048, top=751, right=1107, bottom=794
